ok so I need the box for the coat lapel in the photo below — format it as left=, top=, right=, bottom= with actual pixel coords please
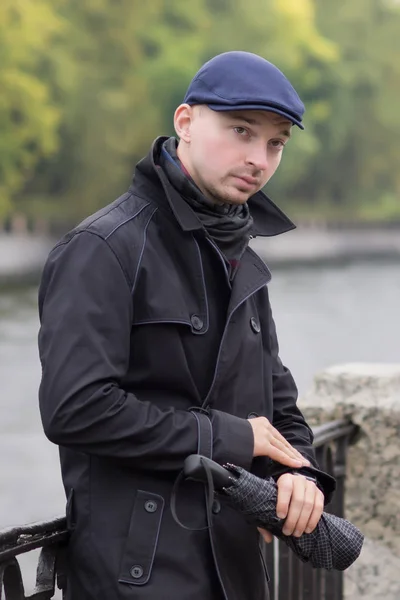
left=227, top=247, right=272, bottom=317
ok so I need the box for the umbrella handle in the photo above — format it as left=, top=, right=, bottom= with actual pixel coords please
left=183, top=455, right=237, bottom=489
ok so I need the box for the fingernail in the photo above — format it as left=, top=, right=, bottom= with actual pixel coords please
left=294, top=530, right=301, bottom=538
left=305, top=527, right=312, bottom=534
left=276, top=512, right=285, bottom=519
left=282, top=528, right=290, bottom=536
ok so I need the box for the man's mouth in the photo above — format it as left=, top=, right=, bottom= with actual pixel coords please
left=233, top=175, right=259, bottom=188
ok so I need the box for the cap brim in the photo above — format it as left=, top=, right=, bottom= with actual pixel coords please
left=206, top=103, right=304, bottom=130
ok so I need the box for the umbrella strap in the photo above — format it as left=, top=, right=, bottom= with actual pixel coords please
left=170, top=457, right=215, bottom=532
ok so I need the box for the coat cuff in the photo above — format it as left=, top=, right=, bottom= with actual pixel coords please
left=210, top=409, right=254, bottom=471
left=295, top=465, right=336, bottom=505
left=268, top=462, right=336, bottom=505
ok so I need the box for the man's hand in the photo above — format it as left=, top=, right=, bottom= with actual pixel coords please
left=248, top=417, right=310, bottom=468
left=258, top=473, right=324, bottom=544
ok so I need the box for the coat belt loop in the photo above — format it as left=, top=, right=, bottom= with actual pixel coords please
left=189, top=407, right=213, bottom=460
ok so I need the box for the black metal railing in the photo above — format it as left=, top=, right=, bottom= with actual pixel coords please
left=0, top=517, right=68, bottom=599
left=0, top=419, right=358, bottom=599
left=264, top=418, right=358, bottom=600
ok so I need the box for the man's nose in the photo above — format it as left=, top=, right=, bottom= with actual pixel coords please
left=245, top=143, right=268, bottom=172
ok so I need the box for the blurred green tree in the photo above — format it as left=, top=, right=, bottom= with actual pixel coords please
left=25, top=0, right=210, bottom=223
left=289, top=0, right=400, bottom=220
left=21, top=0, right=337, bottom=224
left=3, top=0, right=400, bottom=225
left=0, top=0, right=63, bottom=218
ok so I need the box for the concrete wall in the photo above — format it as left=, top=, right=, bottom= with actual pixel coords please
left=300, top=363, right=400, bottom=600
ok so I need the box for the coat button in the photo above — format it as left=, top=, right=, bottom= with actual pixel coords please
left=247, top=412, right=259, bottom=419
left=212, top=499, right=221, bottom=514
left=250, top=317, right=260, bottom=334
left=130, top=565, right=144, bottom=579
left=144, top=500, right=158, bottom=513
left=191, top=314, right=204, bottom=331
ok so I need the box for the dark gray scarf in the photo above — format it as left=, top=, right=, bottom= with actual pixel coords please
left=160, top=137, right=253, bottom=261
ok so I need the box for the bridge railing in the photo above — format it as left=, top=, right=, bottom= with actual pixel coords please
left=264, top=419, right=358, bottom=600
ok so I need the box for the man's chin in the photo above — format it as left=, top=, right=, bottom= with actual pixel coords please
left=226, top=188, right=252, bottom=205
left=207, top=185, right=251, bottom=205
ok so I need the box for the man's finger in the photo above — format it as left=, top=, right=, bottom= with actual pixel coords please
left=292, top=479, right=317, bottom=537
left=304, top=488, right=325, bottom=534
left=269, top=429, right=308, bottom=462
left=267, top=446, right=305, bottom=469
left=281, top=475, right=306, bottom=535
left=270, top=437, right=309, bottom=465
left=258, top=527, right=273, bottom=544
left=276, top=473, right=294, bottom=519
left=269, top=436, right=301, bottom=458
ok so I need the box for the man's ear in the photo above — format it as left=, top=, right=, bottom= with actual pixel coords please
left=174, top=104, right=194, bottom=143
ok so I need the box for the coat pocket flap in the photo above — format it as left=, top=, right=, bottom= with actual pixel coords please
left=119, top=490, right=164, bottom=586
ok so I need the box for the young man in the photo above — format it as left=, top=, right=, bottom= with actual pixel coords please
left=38, top=51, right=335, bottom=600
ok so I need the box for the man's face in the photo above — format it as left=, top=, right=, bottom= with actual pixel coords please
left=175, top=105, right=292, bottom=205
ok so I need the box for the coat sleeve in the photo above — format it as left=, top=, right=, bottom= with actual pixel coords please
left=267, top=305, right=336, bottom=503
left=38, top=230, right=254, bottom=472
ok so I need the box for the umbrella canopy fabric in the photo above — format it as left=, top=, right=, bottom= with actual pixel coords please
left=222, top=464, right=363, bottom=571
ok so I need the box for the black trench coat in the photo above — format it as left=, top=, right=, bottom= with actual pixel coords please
left=38, top=137, right=332, bottom=600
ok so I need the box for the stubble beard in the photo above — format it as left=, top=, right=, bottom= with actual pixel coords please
left=202, top=178, right=250, bottom=207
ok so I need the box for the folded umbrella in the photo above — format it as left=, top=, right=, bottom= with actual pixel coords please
left=183, top=455, right=364, bottom=571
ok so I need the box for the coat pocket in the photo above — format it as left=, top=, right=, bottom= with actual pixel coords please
left=118, top=490, right=164, bottom=586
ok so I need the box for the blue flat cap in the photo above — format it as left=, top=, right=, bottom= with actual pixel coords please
left=183, top=51, right=305, bottom=129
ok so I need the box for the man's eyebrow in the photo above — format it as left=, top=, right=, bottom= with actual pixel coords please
left=280, top=128, right=291, bottom=139
left=229, top=114, right=261, bottom=126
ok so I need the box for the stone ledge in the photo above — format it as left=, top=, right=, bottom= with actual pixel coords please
left=345, top=538, right=400, bottom=600
left=302, top=363, right=400, bottom=415
left=299, top=362, right=400, bottom=575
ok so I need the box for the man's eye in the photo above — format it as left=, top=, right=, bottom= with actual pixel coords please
left=234, top=127, right=249, bottom=136
left=270, top=140, right=285, bottom=149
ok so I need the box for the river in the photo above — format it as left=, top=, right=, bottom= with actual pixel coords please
left=1, top=259, right=399, bottom=592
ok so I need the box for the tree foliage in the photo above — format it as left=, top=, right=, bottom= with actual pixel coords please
left=0, top=0, right=63, bottom=216
left=1, top=0, right=400, bottom=224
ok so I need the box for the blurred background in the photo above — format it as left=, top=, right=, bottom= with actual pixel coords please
left=1, top=0, right=400, bottom=591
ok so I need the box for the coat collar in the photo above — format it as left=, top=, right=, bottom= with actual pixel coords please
left=133, top=136, right=296, bottom=238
